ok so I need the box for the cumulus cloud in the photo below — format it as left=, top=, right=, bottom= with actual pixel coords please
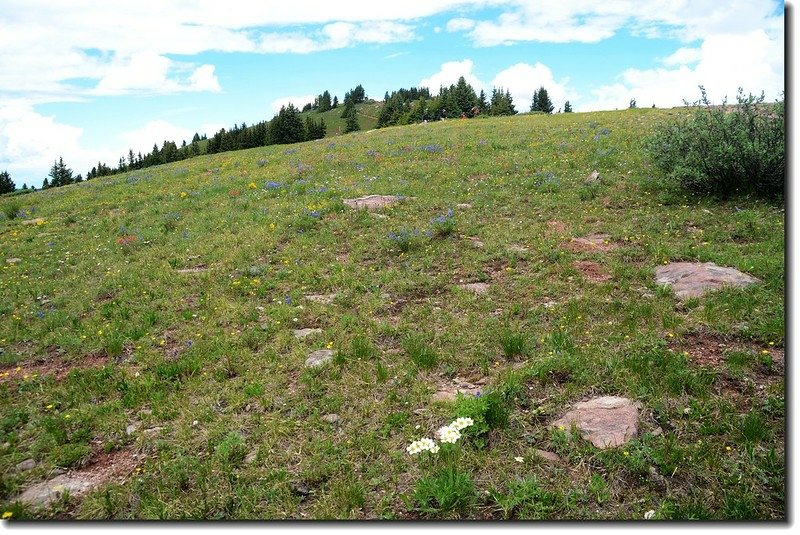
left=491, top=62, right=574, bottom=112
left=119, top=120, right=195, bottom=155
left=0, top=103, right=117, bottom=185
left=92, top=53, right=221, bottom=95
left=583, top=29, right=784, bottom=111
left=419, top=60, right=484, bottom=92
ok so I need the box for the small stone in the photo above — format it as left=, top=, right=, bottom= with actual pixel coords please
left=143, top=426, right=164, bottom=437
left=14, top=459, right=36, bottom=472
left=21, top=218, right=45, bottom=226
left=467, top=236, right=484, bottom=248
left=305, top=349, right=334, bottom=368
left=6, top=258, right=21, bottom=264
left=651, top=426, right=663, bottom=436
left=292, top=482, right=311, bottom=496
left=532, top=449, right=561, bottom=463
left=459, top=282, right=489, bottom=295
left=551, top=396, right=639, bottom=449
left=191, top=420, right=199, bottom=427
left=244, top=450, right=258, bottom=465
left=456, top=203, right=472, bottom=209
left=321, top=413, right=340, bottom=424
left=305, top=293, right=337, bottom=305
left=125, top=423, right=139, bottom=435
left=293, top=328, right=323, bottom=339
left=585, top=170, right=601, bottom=184
left=508, top=244, right=528, bottom=253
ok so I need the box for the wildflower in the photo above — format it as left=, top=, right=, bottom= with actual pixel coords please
left=248, top=182, right=257, bottom=189
left=326, top=341, right=334, bottom=349
left=406, top=439, right=431, bottom=455
left=450, top=417, right=474, bottom=431
left=726, top=446, right=732, bottom=452
left=64, top=414, right=71, bottom=419
left=514, top=456, right=524, bottom=463
left=180, top=192, right=188, bottom=198
left=46, top=404, right=54, bottom=410
left=2, top=511, right=12, bottom=519
left=438, top=425, right=462, bottom=444
left=644, top=510, right=655, bottom=520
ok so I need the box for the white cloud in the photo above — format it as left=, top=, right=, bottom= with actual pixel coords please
left=446, top=18, right=475, bottom=32
left=93, top=53, right=221, bottom=95
left=491, top=62, right=574, bottom=112
left=0, top=103, right=117, bottom=185
left=452, top=0, right=782, bottom=46
left=419, top=60, right=484, bottom=92
left=583, top=29, right=784, bottom=111
left=662, top=47, right=703, bottom=66
left=269, top=95, right=316, bottom=115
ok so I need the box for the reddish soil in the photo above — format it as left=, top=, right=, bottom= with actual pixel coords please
left=0, top=351, right=109, bottom=384
left=572, top=260, right=612, bottom=282
left=563, top=233, right=618, bottom=252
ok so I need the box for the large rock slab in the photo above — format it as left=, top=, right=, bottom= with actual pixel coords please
left=18, top=474, right=93, bottom=507
left=342, top=195, right=403, bottom=210
left=459, top=282, right=490, bottom=295
left=551, top=396, right=639, bottom=449
left=305, top=349, right=334, bottom=368
left=655, top=262, right=759, bottom=299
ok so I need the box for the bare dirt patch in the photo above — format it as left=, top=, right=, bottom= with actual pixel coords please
left=572, top=260, right=612, bottom=282
left=0, top=351, right=109, bottom=384
left=432, top=376, right=486, bottom=402
left=669, top=331, right=784, bottom=374
left=546, top=220, right=567, bottom=233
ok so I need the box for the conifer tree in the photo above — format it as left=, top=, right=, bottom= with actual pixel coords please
left=0, top=170, right=15, bottom=194
left=343, top=104, right=360, bottom=133
left=563, top=101, right=573, bottom=113
left=268, top=104, right=305, bottom=144
left=530, top=87, right=554, bottom=114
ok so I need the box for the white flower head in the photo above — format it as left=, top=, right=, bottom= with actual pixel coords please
left=450, top=417, right=474, bottom=431
left=407, top=437, right=438, bottom=455
left=438, top=425, right=462, bottom=444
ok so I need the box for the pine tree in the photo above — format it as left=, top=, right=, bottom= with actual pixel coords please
left=454, top=76, right=478, bottom=116
left=268, top=104, right=305, bottom=144
left=332, top=95, right=338, bottom=108
left=343, top=104, right=360, bottom=133
left=0, top=170, right=15, bottom=194
left=563, top=101, right=573, bottom=113
left=318, top=90, right=332, bottom=112
left=629, top=98, right=637, bottom=109
left=530, top=87, right=553, bottom=114
left=478, top=90, right=488, bottom=114
left=42, top=178, right=49, bottom=189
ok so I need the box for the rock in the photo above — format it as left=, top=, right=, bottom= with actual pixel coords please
left=566, top=233, right=616, bottom=252
left=305, top=293, right=337, bottom=305
left=142, top=426, right=164, bottom=437
left=244, top=450, right=258, bottom=465
left=292, top=482, right=311, bottom=496
left=321, top=413, right=340, bottom=424
left=467, top=237, right=485, bottom=248
left=14, top=459, right=37, bottom=472
left=125, top=423, right=139, bottom=435
left=305, top=349, right=335, bottom=368
left=17, top=474, right=94, bottom=507
left=293, top=328, right=323, bottom=339
left=459, top=282, right=489, bottom=295
left=456, top=203, right=473, bottom=209
left=342, top=195, right=403, bottom=210
left=655, top=262, right=760, bottom=299
left=175, top=266, right=207, bottom=274
left=551, top=396, right=639, bottom=449
left=433, top=380, right=482, bottom=402
left=6, top=258, right=21, bottom=264
left=508, top=244, right=528, bottom=253
left=585, top=170, right=601, bottom=184
left=21, top=218, right=45, bottom=226
left=532, top=449, right=561, bottom=464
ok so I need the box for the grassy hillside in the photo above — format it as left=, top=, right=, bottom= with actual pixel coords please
left=298, top=101, right=382, bottom=135
left=0, top=109, right=784, bottom=520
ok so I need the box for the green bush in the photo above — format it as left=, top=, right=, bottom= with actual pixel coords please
left=646, top=87, right=784, bottom=198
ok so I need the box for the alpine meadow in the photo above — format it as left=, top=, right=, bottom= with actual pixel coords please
left=0, top=98, right=785, bottom=520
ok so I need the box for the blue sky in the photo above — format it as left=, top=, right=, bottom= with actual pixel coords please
left=0, top=1, right=785, bottom=188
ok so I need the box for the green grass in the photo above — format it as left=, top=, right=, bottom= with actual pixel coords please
left=0, top=108, right=784, bottom=520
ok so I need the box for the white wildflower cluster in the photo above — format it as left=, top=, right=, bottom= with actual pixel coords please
left=406, top=417, right=475, bottom=454
left=406, top=437, right=439, bottom=455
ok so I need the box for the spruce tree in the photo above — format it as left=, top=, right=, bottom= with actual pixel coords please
left=530, top=87, right=553, bottom=114
left=344, top=105, right=360, bottom=133
left=564, top=101, right=573, bottom=113
left=332, top=95, right=338, bottom=108
left=478, top=90, right=488, bottom=114
left=0, top=170, right=15, bottom=194
left=268, top=104, right=305, bottom=144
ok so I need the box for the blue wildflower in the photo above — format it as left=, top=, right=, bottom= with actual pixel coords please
left=37, top=310, right=45, bottom=319
left=284, top=295, right=292, bottom=305
left=265, top=181, right=282, bottom=190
